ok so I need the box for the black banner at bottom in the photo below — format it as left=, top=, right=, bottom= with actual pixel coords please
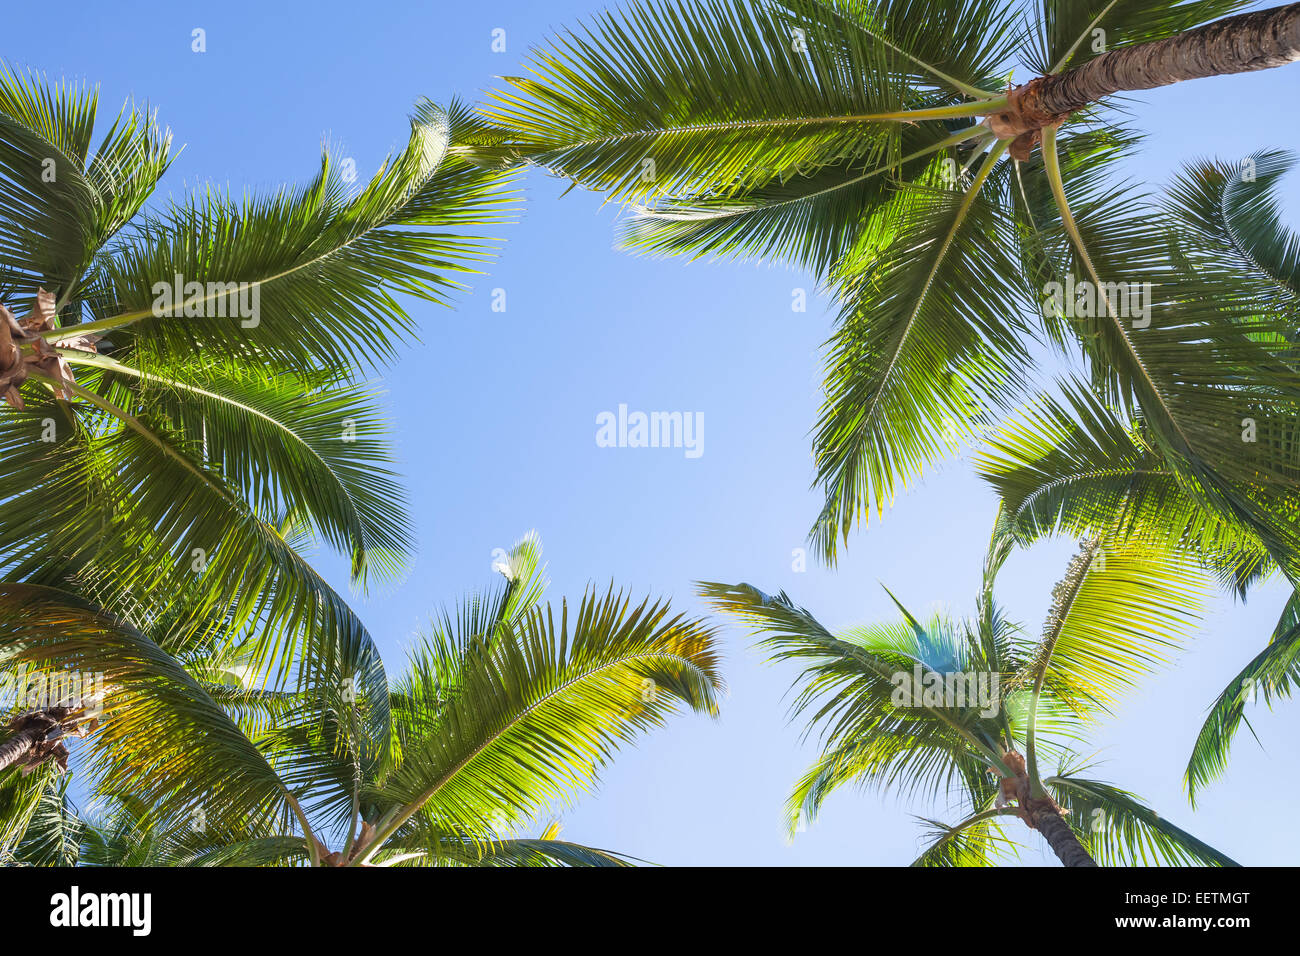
left=0, top=864, right=1285, bottom=943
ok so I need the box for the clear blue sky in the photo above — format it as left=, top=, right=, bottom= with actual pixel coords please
left=16, top=0, right=1300, bottom=865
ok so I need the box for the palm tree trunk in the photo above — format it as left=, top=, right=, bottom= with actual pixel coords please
left=990, top=3, right=1300, bottom=157
left=0, top=726, right=41, bottom=772
left=1028, top=798, right=1098, bottom=867
left=1036, top=2, right=1300, bottom=114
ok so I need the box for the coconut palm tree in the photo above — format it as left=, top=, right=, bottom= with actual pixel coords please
left=975, top=148, right=1300, bottom=804
left=0, top=533, right=724, bottom=867
left=0, top=65, right=514, bottom=699
left=702, top=511, right=1237, bottom=866
left=471, top=0, right=1300, bottom=570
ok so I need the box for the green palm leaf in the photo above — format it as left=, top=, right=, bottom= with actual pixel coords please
left=701, top=581, right=1008, bottom=822
left=977, top=380, right=1275, bottom=594
left=377, top=820, right=642, bottom=867
left=1184, top=591, right=1300, bottom=804
left=811, top=145, right=1033, bottom=560
left=1040, top=128, right=1300, bottom=578
left=363, top=587, right=723, bottom=858
left=909, top=809, right=1022, bottom=866
left=1164, top=147, right=1300, bottom=303
left=8, top=774, right=82, bottom=866
left=619, top=124, right=991, bottom=278
left=62, top=99, right=516, bottom=371
left=0, top=584, right=304, bottom=838
left=482, top=0, right=1016, bottom=208
left=1014, top=535, right=1206, bottom=714
left=64, top=350, right=412, bottom=585
left=1048, top=770, right=1239, bottom=866
left=0, top=63, right=174, bottom=301
left=0, top=765, right=64, bottom=864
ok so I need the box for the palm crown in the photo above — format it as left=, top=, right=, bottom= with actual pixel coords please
left=470, top=0, right=1300, bottom=576
left=704, top=508, right=1236, bottom=866
left=0, top=533, right=724, bottom=866
left=0, top=66, right=514, bottom=699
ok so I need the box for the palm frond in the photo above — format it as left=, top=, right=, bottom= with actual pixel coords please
left=810, top=146, right=1033, bottom=561
left=1184, top=591, right=1300, bottom=804
left=1048, top=770, right=1238, bottom=866
left=0, top=584, right=301, bottom=838
left=1040, top=128, right=1300, bottom=579
left=6, top=772, right=82, bottom=866
left=977, top=380, right=1275, bottom=595
left=364, top=587, right=722, bottom=857
left=1164, top=147, right=1300, bottom=302
left=619, top=123, right=991, bottom=277
left=0, top=63, right=174, bottom=302
left=0, top=764, right=64, bottom=863
left=0, top=376, right=390, bottom=715
left=377, top=822, right=642, bottom=867
left=1012, top=536, right=1207, bottom=711
left=702, top=581, right=1006, bottom=819
left=67, top=99, right=517, bottom=371
left=909, top=809, right=1021, bottom=866
left=482, top=0, right=1015, bottom=207
left=65, top=350, right=413, bottom=586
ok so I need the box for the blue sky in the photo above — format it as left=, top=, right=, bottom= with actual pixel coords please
left=16, top=0, right=1300, bottom=865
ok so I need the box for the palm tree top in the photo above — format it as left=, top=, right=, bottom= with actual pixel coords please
left=702, top=504, right=1236, bottom=866
left=0, top=532, right=725, bottom=866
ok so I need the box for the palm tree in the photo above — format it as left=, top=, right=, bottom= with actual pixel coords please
left=471, top=0, right=1300, bottom=571
left=0, top=65, right=514, bottom=700
left=703, top=512, right=1236, bottom=866
left=975, top=148, right=1300, bottom=804
left=0, top=533, right=724, bottom=867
